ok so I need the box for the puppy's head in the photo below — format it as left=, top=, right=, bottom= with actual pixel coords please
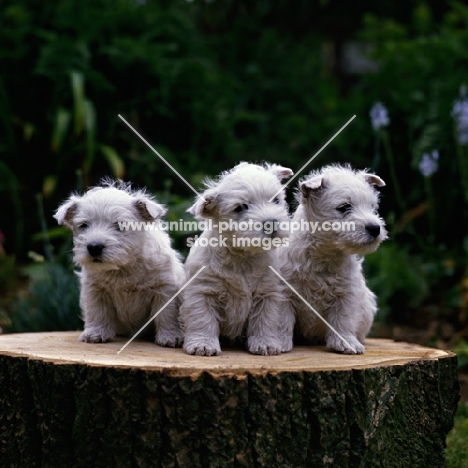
left=54, top=179, right=166, bottom=271
left=299, top=164, right=387, bottom=254
left=188, top=162, right=293, bottom=251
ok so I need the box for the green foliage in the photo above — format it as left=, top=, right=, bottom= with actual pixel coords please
left=0, top=254, right=15, bottom=296
left=452, top=339, right=468, bottom=370
left=7, top=261, right=81, bottom=333
left=365, top=244, right=429, bottom=323
left=356, top=2, right=468, bottom=225
left=355, top=2, right=468, bottom=330
left=446, top=403, right=468, bottom=468
left=0, top=0, right=467, bottom=333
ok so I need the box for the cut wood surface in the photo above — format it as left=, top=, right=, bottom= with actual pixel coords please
left=0, top=332, right=460, bottom=468
left=0, top=331, right=453, bottom=374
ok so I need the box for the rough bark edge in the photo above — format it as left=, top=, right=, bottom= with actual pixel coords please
left=0, top=353, right=459, bottom=468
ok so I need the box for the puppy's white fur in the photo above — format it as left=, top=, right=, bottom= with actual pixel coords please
left=279, top=164, right=387, bottom=354
left=180, top=162, right=294, bottom=356
left=54, top=179, right=184, bottom=347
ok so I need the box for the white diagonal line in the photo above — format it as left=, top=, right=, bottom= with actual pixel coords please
left=269, top=266, right=354, bottom=351
left=117, top=266, right=206, bottom=354
left=268, top=114, right=356, bottom=201
left=118, top=114, right=205, bottom=201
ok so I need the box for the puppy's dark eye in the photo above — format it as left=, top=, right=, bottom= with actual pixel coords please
left=272, top=197, right=280, bottom=204
left=234, top=203, right=249, bottom=213
left=337, top=203, right=352, bottom=214
left=79, top=223, right=89, bottom=230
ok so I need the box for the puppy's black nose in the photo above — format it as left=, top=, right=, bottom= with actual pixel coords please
left=365, top=224, right=381, bottom=238
left=87, top=243, right=104, bottom=257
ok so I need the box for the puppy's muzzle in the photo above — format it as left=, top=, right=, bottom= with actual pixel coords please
left=365, top=224, right=381, bottom=238
left=263, top=218, right=278, bottom=236
left=87, top=243, right=105, bottom=258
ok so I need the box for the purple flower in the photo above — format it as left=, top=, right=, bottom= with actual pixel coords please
left=452, top=85, right=468, bottom=145
left=418, top=150, right=439, bottom=177
left=369, top=102, right=390, bottom=131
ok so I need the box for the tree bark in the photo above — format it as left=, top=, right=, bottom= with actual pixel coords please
left=0, top=332, right=459, bottom=468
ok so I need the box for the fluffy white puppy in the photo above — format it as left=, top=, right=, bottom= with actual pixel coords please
left=180, top=162, right=294, bottom=356
left=54, top=179, right=184, bottom=347
left=279, top=164, right=387, bottom=354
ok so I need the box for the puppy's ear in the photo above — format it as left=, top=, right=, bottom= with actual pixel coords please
left=188, top=192, right=218, bottom=219
left=300, top=176, right=325, bottom=202
left=363, top=173, right=386, bottom=187
left=134, top=197, right=167, bottom=221
left=54, top=196, right=80, bottom=228
left=267, top=164, right=294, bottom=181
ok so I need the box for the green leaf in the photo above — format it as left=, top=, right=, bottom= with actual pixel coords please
left=23, top=123, right=34, bottom=141
left=100, top=145, right=125, bottom=179
left=42, top=175, right=57, bottom=198
left=411, top=123, right=440, bottom=167
left=84, top=99, right=96, bottom=167
left=71, top=71, right=85, bottom=136
left=51, top=108, right=71, bottom=153
left=31, top=227, right=70, bottom=242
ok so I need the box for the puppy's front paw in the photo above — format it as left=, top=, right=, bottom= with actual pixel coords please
left=184, top=337, right=221, bottom=356
left=280, top=337, right=293, bottom=353
left=326, top=334, right=365, bottom=355
left=155, top=330, right=184, bottom=348
left=79, top=327, right=115, bottom=343
left=248, top=336, right=282, bottom=356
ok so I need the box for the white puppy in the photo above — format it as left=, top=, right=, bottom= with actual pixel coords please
left=279, top=164, right=387, bottom=354
left=180, top=162, right=294, bottom=356
left=54, top=179, right=184, bottom=347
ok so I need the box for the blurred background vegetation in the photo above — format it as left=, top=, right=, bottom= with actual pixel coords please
left=0, top=0, right=468, bottom=356
left=1, top=1, right=468, bottom=460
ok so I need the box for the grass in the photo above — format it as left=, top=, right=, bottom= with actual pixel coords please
left=446, top=402, right=468, bottom=468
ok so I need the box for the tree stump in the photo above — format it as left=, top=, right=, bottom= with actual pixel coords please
left=0, top=332, right=459, bottom=468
